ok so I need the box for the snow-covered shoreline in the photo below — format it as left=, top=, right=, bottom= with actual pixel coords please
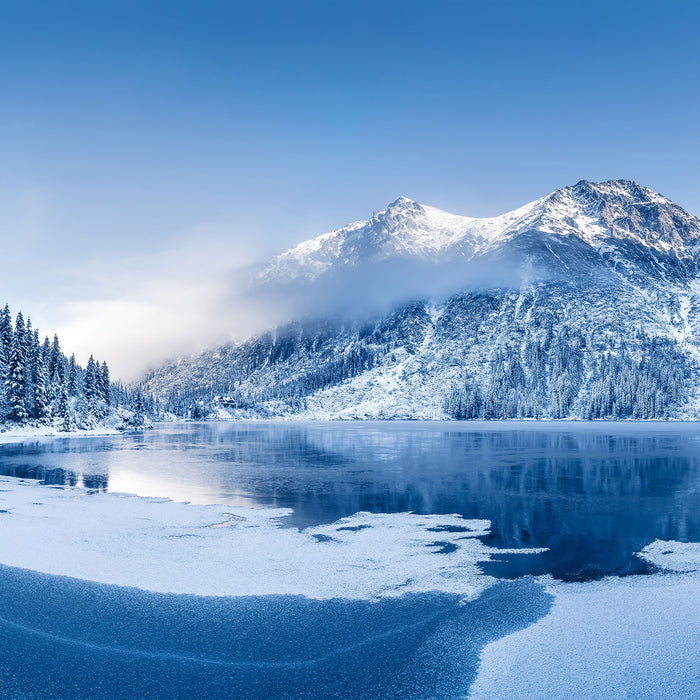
left=0, top=424, right=122, bottom=444
left=150, top=415, right=700, bottom=428
left=0, top=468, right=696, bottom=601
left=4, top=415, right=700, bottom=447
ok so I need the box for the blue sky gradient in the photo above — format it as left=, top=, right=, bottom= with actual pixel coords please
left=2, top=0, right=699, bottom=375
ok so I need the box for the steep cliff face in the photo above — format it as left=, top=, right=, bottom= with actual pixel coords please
left=142, top=180, right=700, bottom=420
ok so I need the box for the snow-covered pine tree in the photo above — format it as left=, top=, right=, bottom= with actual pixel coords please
left=132, top=390, right=146, bottom=427
left=67, top=354, right=79, bottom=395
left=33, top=350, right=50, bottom=423
left=50, top=358, right=65, bottom=394
left=48, top=334, right=61, bottom=381
left=45, top=337, right=58, bottom=403
left=23, top=319, right=38, bottom=417
left=84, top=355, right=97, bottom=403
left=0, top=305, right=10, bottom=416
left=0, top=304, right=12, bottom=392
left=6, top=315, right=28, bottom=423
left=0, top=304, right=12, bottom=357
left=57, top=385, right=74, bottom=432
left=41, top=335, right=50, bottom=361
left=100, top=361, right=111, bottom=406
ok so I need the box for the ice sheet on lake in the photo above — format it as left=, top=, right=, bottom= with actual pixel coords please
left=0, top=476, right=543, bottom=600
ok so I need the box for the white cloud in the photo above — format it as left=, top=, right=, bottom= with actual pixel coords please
left=41, top=235, right=274, bottom=381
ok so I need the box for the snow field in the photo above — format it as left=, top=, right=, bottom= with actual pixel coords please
left=0, top=472, right=698, bottom=699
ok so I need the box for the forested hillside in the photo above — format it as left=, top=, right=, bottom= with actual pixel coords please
left=142, top=282, right=695, bottom=420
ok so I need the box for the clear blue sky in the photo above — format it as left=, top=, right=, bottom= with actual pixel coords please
left=2, top=0, right=700, bottom=376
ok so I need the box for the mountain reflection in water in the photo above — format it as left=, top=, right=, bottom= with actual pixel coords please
left=0, top=422, right=698, bottom=581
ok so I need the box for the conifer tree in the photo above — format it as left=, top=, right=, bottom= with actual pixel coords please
left=0, top=305, right=10, bottom=414
left=51, top=361, right=65, bottom=392
left=0, top=304, right=11, bottom=357
left=24, top=319, right=37, bottom=415
left=14, top=312, right=26, bottom=354
left=67, top=354, right=79, bottom=395
left=132, top=390, right=146, bottom=427
left=100, top=361, right=111, bottom=405
left=84, top=355, right=98, bottom=404
left=48, top=334, right=61, bottom=379
left=0, top=304, right=12, bottom=388
left=57, top=385, right=73, bottom=432
left=6, top=332, right=28, bottom=423
left=33, top=351, right=50, bottom=423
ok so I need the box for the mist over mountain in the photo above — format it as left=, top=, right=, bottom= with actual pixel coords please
left=141, top=180, right=700, bottom=420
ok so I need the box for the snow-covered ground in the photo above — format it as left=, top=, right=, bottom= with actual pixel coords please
left=0, top=424, right=121, bottom=444
left=470, top=549, right=700, bottom=699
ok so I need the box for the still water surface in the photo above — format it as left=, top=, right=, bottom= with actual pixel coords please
left=1, top=420, right=698, bottom=581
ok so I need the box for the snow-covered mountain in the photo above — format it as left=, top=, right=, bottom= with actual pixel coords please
left=257, top=180, right=700, bottom=286
left=142, top=180, right=700, bottom=420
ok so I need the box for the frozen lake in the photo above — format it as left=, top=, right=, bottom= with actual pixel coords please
left=0, top=421, right=699, bottom=698
left=1, top=420, right=699, bottom=580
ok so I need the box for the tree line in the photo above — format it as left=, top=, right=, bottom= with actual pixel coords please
left=0, top=303, right=126, bottom=430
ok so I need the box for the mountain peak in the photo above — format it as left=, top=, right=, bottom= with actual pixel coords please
left=532, top=178, right=699, bottom=252
left=564, top=178, right=668, bottom=204
left=574, top=178, right=641, bottom=189
left=376, top=195, right=421, bottom=220
left=256, top=180, right=700, bottom=286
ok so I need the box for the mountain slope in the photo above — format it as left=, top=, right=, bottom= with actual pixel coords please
left=142, top=180, right=700, bottom=420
